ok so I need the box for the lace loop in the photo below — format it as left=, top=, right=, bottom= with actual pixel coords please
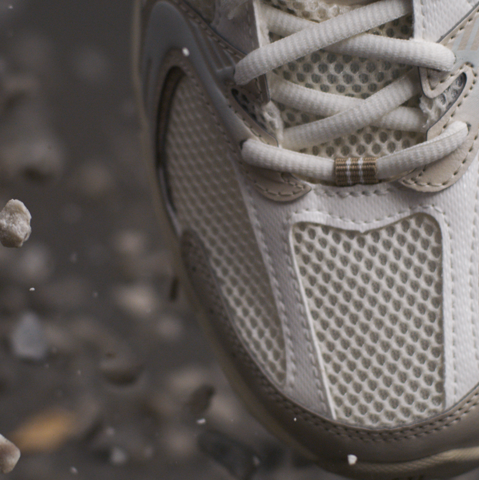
left=234, top=0, right=467, bottom=185
left=234, top=0, right=412, bottom=85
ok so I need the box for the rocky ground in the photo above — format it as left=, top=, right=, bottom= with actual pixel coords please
left=0, top=1, right=477, bottom=479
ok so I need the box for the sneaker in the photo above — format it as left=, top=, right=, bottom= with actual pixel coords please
left=133, top=0, right=479, bottom=477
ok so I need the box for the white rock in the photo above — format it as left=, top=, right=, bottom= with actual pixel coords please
left=11, top=311, right=48, bottom=361
left=0, top=434, right=20, bottom=473
left=0, top=200, right=31, bottom=248
left=348, top=454, right=358, bottom=466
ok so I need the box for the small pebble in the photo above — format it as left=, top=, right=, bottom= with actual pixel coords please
left=0, top=199, right=31, bottom=248
left=0, top=434, right=20, bottom=473
left=11, top=311, right=48, bottom=362
left=70, top=466, right=78, bottom=475
left=348, top=454, right=358, bottom=466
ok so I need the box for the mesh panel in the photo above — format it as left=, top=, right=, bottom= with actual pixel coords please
left=421, top=73, right=466, bottom=128
left=232, top=88, right=277, bottom=134
left=265, top=1, right=425, bottom=160
left=292, top=214, right=445, bottom=426
left=165, top=76, right=287, bottom=384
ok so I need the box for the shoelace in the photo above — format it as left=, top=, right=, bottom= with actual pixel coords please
left=231, top=0, right=469, bottom=185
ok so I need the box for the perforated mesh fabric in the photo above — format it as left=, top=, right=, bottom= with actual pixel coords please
left=265, top=1, right=426, bottom=160
left=421, top=73, right=466, bottom=127
left=164, top=76, right=287, bottom=384
left=292, top=214, right=445, bottom=426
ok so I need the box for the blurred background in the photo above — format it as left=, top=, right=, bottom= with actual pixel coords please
left=0, top=1, right=475, bottom=479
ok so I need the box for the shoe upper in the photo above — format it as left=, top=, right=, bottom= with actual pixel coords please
left=134, top=0, right=479, bottom=477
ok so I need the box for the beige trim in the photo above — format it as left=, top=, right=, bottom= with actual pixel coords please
left=335, top=157, right=378, bottom=186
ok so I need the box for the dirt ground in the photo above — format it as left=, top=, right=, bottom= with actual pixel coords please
left=0, top=1, right=477, bottom=479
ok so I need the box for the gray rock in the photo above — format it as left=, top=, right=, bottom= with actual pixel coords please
left=0, top=434, right=20, bottom=473
left=11, top=311, right=48, bottom=361
left=0, top=200, right=31, bottom=248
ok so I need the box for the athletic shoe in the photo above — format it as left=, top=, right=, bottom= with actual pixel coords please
left=133, top=0, right=479, bottom=477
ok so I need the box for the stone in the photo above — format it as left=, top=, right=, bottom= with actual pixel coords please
left=0, top=434, right=20, bottom=474
left=0, top=200, right=31, bottom=248
left=11, top=311, right=48, bottom=362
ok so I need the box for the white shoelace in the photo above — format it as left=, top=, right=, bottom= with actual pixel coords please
left=231, top=0, right=469, bottom=184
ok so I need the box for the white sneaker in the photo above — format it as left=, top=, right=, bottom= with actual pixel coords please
left=134, top=0, right=479, bottom=477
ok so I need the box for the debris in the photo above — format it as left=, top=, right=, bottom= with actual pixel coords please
left=11, top=408, right=77, bottom=453
left=10, top=311, right=48, bottom=362
left=348, top=454, right=358, bottom=466
left=197, top=430, right=261, bottom=480
left=0, top=200, right=31, bottom=248
left=0, top=434, right=20, bottom=473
